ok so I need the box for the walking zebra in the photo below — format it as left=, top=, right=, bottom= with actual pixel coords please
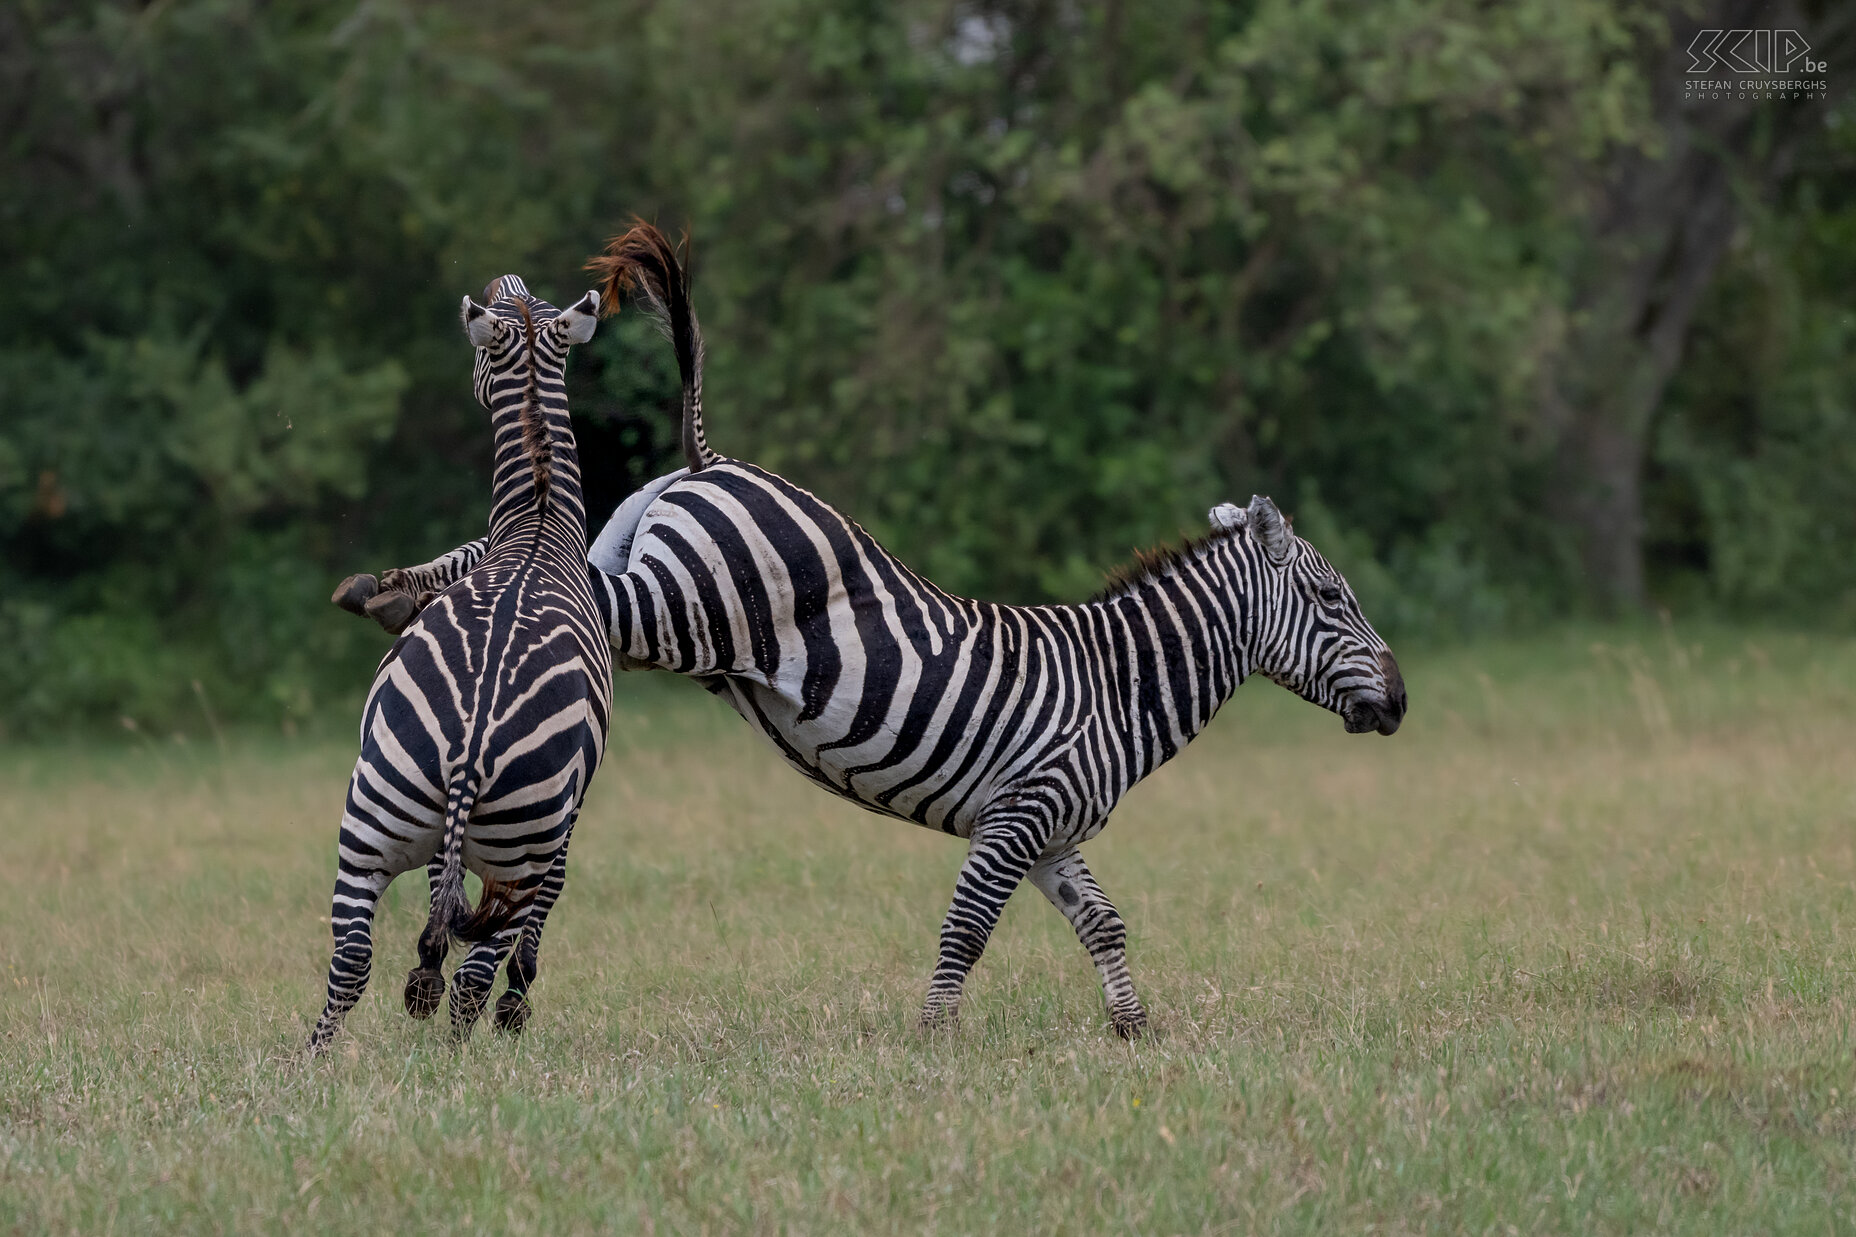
left=340, top=226, right=1406, bottom=1037
left=307, top=276, right=611, bottom=1055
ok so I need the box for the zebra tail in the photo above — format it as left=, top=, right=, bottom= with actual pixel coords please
left=416, top=769, right=485, bottom=955
left=584, top=220, right=716, bottom=473
left=453, top=878, right=531, bottom=943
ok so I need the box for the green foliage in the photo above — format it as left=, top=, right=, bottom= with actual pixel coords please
left=1, top=0, right=1851, bottom=732
left=1649, top=125, right=1856, bottom=622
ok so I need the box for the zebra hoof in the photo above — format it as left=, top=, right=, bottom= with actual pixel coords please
left=1110, top=1009, right=1149, bottom=1041
left=448, top=989, right=489, bottom=1041
left=331, top=574, right=379, bottom=615
left=364, top=589, right=418, bottom=634
left=492, top=992, right=531, bottom=1035
left=403, top=967, right=445, bottom=1019
left=916, top=1007, right=960, bottom=1035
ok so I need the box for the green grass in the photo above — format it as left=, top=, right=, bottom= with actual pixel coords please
left=3, top=624, right=1855, bottom=1233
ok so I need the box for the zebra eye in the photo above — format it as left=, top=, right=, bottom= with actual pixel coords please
left=1317, top=583, right=1343, bottom=605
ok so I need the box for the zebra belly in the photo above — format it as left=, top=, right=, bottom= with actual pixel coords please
left=716, top=677, right=1009, bottom=837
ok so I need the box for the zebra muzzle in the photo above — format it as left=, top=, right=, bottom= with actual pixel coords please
left=1342, top=650, right=1407, bottom=735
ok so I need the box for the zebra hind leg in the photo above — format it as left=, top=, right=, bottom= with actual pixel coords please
left=448, top=928, right=523, bottom=1040
left=919, top=814, right=1045, bottom=1031
left=494, top=832, right=574, bottom=1035
left=1029, top=847, right=1148, bottom=1039
left=446, top=882, right=535, bottom=1042
left=306, top=859, right=395, bottom=1057
left=493, top=926, right=540, bottom=1035
left=403, top=854, right=448, bottom=1020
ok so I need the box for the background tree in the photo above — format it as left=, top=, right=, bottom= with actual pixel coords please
left=1537, top=0, right=1856, bottom=609
left=1, top=0, right=1851, bottom=734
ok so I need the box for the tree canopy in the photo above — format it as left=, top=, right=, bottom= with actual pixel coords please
left=2, top=0, right=1852, bottom=734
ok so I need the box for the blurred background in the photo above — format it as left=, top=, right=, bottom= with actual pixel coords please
left=1, top=0, right=1851, bottom=736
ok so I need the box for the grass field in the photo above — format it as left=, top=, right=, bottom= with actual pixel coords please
left=3, top=624, right=1854, bottom=1233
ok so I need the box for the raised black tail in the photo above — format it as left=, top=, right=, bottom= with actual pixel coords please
left=586, top=220, right=717, bottom=473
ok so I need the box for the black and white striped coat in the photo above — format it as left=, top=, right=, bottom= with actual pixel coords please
left=344, top=228, right=1406, bottom=1037
left=307, top=277, right=608, bottom=1054
left=592, top=464, right=1405, bottom=1034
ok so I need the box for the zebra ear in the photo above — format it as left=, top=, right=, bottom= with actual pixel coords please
left=1209, top=503, right=1247, bottom=534
left=1246, top=494, right=1293, bottom=566
left=556, top=290, right=600, bottom=345
left=462, top=297, right=500, bottom=349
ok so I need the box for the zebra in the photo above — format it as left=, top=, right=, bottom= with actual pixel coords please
left=307, top=275, right=611, bottom=1055
left=338, top=225, right=1407, bottom=1038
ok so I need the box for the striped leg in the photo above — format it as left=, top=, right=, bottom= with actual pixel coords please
left=403, top=855, right=448, bottom=1020
left=495, top=829, right=575, bottom=1034
left=449, top=923, right=526, bottom=1041
left=1029, top=848, right=1147, bottom=1038
left=306, top=842, right=396, bottom=1056
left=919, top=807, right=1047, bottom=1030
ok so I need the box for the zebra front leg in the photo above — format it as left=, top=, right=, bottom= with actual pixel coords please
left=306, top=859, right=395, bottom=1056
left=1029, top=848, right=1147, bottom=1039
left=495, top=831, right=574, bottom=1035
left=335, top=539, right=489, bottom=633
left=919, top=813, right=1046, bottom=1031
left=363, top=588, right=420, bottom=634
left=331, top=573, right=379, bottom=615
left=330, top=571, right=418, bottom=633
left=403, top=854, right=448, bottom=1020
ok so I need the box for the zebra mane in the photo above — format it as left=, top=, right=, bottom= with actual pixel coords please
left=513, top=298, right=552, bottom=513
left=1091, top=524, right=1248, bottom=603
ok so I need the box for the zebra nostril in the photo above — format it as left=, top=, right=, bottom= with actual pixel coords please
left=1377, top=648, right=1407, bottom=719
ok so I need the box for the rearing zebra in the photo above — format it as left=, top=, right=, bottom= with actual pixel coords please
left=341, top=226, right=1406, bottom=1037
left=307, top=276, right=608, bottom=1054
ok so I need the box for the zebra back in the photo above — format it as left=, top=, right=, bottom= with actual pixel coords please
left=595, top=462, right=1404, bottom=840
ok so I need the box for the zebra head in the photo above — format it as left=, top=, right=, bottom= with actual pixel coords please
left=461, top=275, right=600, bottom=408
left=1215, top=495, right=1407, bottom=736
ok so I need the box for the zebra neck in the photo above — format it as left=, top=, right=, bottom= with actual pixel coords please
left=485, top=403, right=586, bottom=549
left=1087, top=543, right=1256, bottom=777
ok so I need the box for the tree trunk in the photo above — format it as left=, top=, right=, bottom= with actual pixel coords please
left=1540, top=0, right=1853, bottom=612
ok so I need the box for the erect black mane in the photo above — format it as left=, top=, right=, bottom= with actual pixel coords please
left=1091, top=526, right=1241, bottom=603
left=511, top=298, right=551, bottom=513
